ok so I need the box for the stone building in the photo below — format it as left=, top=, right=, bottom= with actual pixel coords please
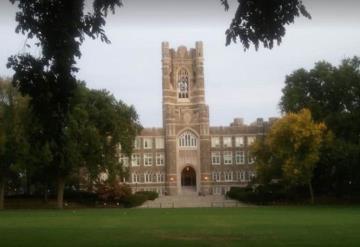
left=120, top=42, right=274, bottom=196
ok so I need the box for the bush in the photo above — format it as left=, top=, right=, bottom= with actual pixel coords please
left=135, top=191, right=158, bottom=201
left=96, top=182, right=132, bottom=203
left=227, top=184, right=287, bottom=205
left=122, top=193, right=148, bottom=208
left=64, top=190, right=99, bottom=205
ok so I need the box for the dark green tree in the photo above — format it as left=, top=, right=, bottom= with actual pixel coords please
left=221, top=0, right=311, bottom=50
left=7, top=0, right=123, bottom=208
left=69, top=83, right=141, bottom=186
left=280, top=57, right=360, bottom=197
left=0, top=78, right=29, bottom=209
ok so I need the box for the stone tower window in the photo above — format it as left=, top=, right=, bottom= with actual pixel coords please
left=178, top=130, right=197, bottom=148
left=178, top=69, right=189, bottom=99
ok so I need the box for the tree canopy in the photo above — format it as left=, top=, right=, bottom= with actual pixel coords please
left=252, top=109, right=326, bottom=203
left=7, top=0, right=124, bottom=208
left=280, top=57, right=360, bottom=197
left=221, top=0, right=311, bottom=50
left=0, top=78, right=30, bottom=209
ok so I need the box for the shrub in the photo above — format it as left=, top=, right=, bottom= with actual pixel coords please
left=227, top=184, right=287, bottom=205
left=122, top=193, right=148, bottom=208
left=64, top=190, right=99, bottom=205
left=135, top=191, right=158, bottom=201
left=96, top=181, right=132, bottom=203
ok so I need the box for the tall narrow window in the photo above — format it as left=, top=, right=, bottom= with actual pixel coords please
left=178, top=69, right=189, bottom=99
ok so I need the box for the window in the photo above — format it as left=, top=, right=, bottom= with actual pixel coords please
left=178, top=69, right=189, bottom=99
left=155, top=137, right=164, bottom=149
left=157, top=173, right=165, bottom=183
left=143, top=138, right=153, bottom=149
left=223, top=151, right=233, bottom=165
left=119, top=154, right=129, bottom=167
left=156, top=153, right=165, bottom=166
left=134, top=138, right=141, bottom=150
left=224, top=171, right=233, bottom=182
left=248, top=151, right=255, bottom=164
left=144, top=153, right=153, bottom=166
left=144, top=173, right=153, bottom=183
left=235, top=136, right=244, bottom=147
left=238, top=171, right=245, bottom=182
left=245, top=171, right=250, bottom=181
left=211, top=152, right=221, bottom=165
left=212, top=171, right=221, bottom=182
left=223, top=137, right=232, bottom=148
left=247, top=136, right=256, bottom=146
left=178, top=130, right=197, bottom=148
left=131, top=153, right=141, bottom=167
left=132, top=173, right=141, bottom=183
left=211, top=137, right=220, bottom=148
left=236, top=151, right=245, bottom=165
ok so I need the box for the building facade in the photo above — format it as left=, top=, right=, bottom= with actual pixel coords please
left=121, top=42, right=275, bottom=196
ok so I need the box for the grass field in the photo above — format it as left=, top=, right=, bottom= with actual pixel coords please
left=0, top=207, right=360, bottom=247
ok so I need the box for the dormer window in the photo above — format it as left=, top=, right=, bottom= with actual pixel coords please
left=178, top=69, right=189, bottom=99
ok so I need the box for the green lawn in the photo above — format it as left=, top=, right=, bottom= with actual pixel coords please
left=0, top=207, right=359, bottom=247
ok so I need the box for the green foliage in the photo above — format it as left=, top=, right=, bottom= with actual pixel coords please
left=280, top=57, right=360, bottom=197
left=222, top=0, right=311, bottom=50
left=227, top=185, right=287, bottom=205
left=7, top=0, right=123, bottom=208
left=122, top=193, right=148, bottom=208
left=252, top=109, right=327, bottom=203
left=64, top=190, right=99, bottom=205
left=0, top=78, right=30, bottom=208
left=135, top=191, right=159, bottom=201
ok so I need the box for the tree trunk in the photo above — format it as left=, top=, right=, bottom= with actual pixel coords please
left=57, top=176, right=65, bottom=209
left=308, top=179, right=315, bottom=204
left=0, top=176, right=5, bottom=210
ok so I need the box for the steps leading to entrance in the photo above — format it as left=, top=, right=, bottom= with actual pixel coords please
left=139, top=194, right=247, bottom=208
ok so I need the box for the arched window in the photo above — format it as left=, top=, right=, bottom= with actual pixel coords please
left=178, top=130, right=197, bottom=148
left=178, top=69, right=189, bottom=99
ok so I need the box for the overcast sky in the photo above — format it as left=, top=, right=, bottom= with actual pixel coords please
left=1, top=0, right=360, bottom=127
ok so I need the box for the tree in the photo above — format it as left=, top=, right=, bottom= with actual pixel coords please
left=252, top=109, right=326, bottom=203
left=7, top=0, right=123, bottom=209
left=68, top=83, right=142, bottom=186
left=0, top=78, right=29, bottom=209
left=280, top=57, right=360, bottom=197
left=221, top=0, right=311, bottom=50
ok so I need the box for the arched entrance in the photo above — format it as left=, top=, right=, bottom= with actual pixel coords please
left=181, top=166, right=196, bottom=187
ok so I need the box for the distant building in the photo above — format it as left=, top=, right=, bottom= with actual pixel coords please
left=120, top=42, right=275, bottom=196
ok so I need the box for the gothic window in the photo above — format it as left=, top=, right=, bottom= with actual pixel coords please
left=178, top=69, right=189, bottom=99
left=178, top=130, right=197, bottom=148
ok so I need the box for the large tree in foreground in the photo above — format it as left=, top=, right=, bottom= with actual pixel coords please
left=280, top=57, right=360, bottom=196
left=221, top=0, right=311, bottom=50
left=7, top=0, right=123, bottom=209
left=252, top=109, right=326, bottom=203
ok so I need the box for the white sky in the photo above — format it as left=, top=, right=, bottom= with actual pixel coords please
left=1, top=0, right=360, bottom=127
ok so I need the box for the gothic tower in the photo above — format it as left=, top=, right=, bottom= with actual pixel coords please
left=162, top=41, right=211, bottom=195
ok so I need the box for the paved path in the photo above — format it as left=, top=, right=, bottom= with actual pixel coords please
left=139, top=194, right=248, bottom=208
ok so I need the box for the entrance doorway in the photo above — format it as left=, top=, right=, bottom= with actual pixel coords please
left=181, top=166, right=196, bottom=187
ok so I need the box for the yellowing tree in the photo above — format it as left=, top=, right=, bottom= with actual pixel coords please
left=253, top=109, right=326, bottom=203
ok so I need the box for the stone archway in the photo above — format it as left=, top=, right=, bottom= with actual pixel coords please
left=181, top=166, right=196, bottom=187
